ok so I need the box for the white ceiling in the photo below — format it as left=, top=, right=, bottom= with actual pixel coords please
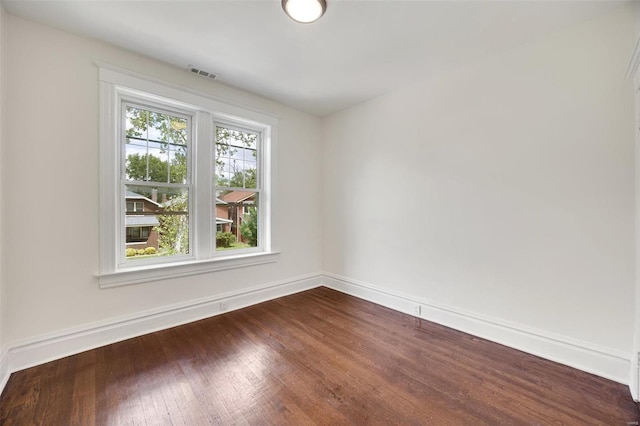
left=1, top=0, right=629, bottom=116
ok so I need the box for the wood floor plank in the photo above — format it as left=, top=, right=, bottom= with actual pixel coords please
left=1, top=287, right=638, bottom=425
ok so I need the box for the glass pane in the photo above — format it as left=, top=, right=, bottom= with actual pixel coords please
left=168, top=145, right=187, bottom=184
left=242, top=160, right=257, bottom=189
left=125, top=105, right=189, bottom=183
left=169, top=117, right=188, bottom=145
left=148, top=112, right=168, bottom=142
left=215, top=126, right=258, bottom=189
left=215, top=190, right=258, bottom=251
left=125, top=185, right=190, bottom=260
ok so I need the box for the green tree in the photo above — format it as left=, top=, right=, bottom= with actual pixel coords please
left=126, top=107, right=187, bottom=144
left=229, top=168, right=257, bottom=188
left=126, top=106, right=188, bottom=183
left=157, top=193, right=189, bottom=255
left=240, top=207, right=258, bottom=247
left=126, top=153, right=187, bottom=183
left=215, top=126, right=257, bottom=188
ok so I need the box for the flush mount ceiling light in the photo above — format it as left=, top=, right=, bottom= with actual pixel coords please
left=282, top=0, right=327, bottom=23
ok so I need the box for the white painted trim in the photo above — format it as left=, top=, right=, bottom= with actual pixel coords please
left=631, top=351, right=639, bottom=401
left=0, top=273, right=322, bottom=395
left=630, top=31, right=640, bottom=402
left=626, top=36, right=640, bottom=80
left=632, top=68, right=640, bottom=400
left=98, top=251, right=281, bottom=288
left=98, top=63, right=278, bottom=127
left=0, top=348, right=9, bottom=395
left=322, top=272, right=632, bottom=385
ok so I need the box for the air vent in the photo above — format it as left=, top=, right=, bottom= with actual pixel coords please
left=188, top=65, right=217, bottom=80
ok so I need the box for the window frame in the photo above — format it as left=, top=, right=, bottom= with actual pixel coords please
left=98, top=65, right=279, bottom=288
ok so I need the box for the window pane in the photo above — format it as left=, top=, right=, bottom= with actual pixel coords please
left=125, top=185, right=190, bottom=260
left=215, top=126, right=258, bottom=189
left=125, top=105, right=189, bottom=183
left=168, top=145, right=187, bottom=184
left=215, top=190, right=258, bottom=250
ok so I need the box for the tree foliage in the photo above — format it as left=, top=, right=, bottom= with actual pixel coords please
left=126, top=108, right=187, bottom=144
left=126, top=107, right=188, bottom=183
left=215, top=126, right=257, bottom=189
left=126, top=153, right=187, bottom=183
left=240, top=207, right=258, bottom=247
left=157, top=193, right=189, bottom=256
left=217, top=168, right=257, bottom=189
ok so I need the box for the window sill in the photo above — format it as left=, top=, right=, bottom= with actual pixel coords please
left=97, top=251, right=281, bottom=288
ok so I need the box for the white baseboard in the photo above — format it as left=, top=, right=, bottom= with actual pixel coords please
left=0, top=271, right=632, bottom=399
left=322, top=272, right=632, bottom=386
left=0, top=272, right=322, bottom=396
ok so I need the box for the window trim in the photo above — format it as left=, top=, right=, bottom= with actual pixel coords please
left=97, top=64, right=279, bottom=287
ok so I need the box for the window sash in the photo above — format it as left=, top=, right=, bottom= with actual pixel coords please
left=119, top=102, right=194, bottom=267
left=213, top=122, right=265, bottom=254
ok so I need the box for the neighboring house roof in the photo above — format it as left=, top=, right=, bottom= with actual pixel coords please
left=220, top=191, right=255, bottom=203
left=216, top=217, right=233, bottom=224
left=125, top=190, right=162, bottom=208
left=125, top=215, right=160, bottom=227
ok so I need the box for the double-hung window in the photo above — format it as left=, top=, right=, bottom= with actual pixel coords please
left=98, top=66, right=279, bottom=287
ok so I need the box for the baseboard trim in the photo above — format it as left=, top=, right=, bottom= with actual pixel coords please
left=322, top=272, right=631, bottom=385
left=0, top=272, right=323, bottom=396
left=0, top=271, right=631, bottom=398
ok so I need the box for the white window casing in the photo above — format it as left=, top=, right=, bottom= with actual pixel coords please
left=97, top=64, right=279, bottom=288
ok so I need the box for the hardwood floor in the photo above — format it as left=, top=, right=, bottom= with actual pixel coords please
left=1, top=287, right=638, bottom=425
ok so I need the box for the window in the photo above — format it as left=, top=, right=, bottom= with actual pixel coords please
left=126, top=226, right=151, bottom=243
left=126, top=201, right=144, bottom=212
left=98, top=66, right=279, bottom=287
left=123, top=104, right=191, bottom=259
left=215, top=125, right=260, bottom=250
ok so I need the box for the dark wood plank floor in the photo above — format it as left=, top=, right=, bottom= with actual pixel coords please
left=1, top=287, right=638, bottom=425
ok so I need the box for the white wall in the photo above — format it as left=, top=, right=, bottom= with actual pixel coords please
left=323, top=4, right=635, bottom=357
left=2, top=15, right=322, bottom=345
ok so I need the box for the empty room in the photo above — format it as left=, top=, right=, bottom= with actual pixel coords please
left=0, top=0, right=639, bottom=423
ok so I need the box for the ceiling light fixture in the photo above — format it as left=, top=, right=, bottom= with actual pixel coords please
left=282, top=0, right=327, bottom=24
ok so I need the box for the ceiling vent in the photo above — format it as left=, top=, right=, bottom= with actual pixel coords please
left=188, top=65, right=217, bottom=80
